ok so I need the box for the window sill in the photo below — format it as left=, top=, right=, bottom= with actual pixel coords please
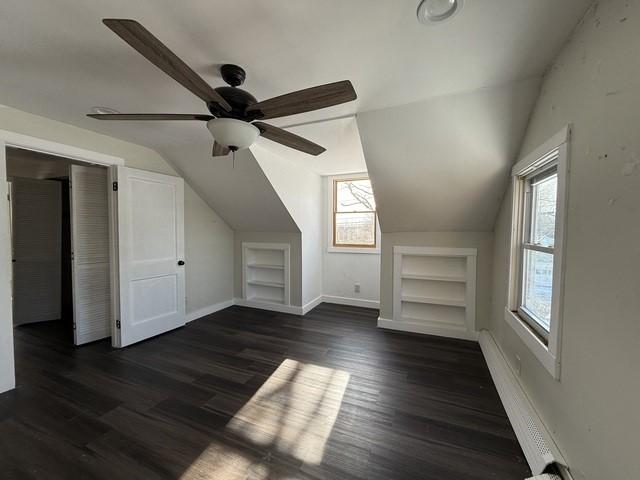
left=327, top=246, right=380, bottom=254
left=504, top=307, right=560, bottom=379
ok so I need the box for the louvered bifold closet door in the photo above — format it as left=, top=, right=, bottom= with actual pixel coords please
left=70, top=165, right=111, bottom=345
left=11, top=178, right=62, bottom=325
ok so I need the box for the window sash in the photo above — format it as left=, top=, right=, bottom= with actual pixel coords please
left=332, top=178, right=377, bottom=248
left=517, top=161, right=559, bottom=341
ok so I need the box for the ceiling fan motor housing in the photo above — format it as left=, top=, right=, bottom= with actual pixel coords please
left=210, top=86, right=258, bottom=119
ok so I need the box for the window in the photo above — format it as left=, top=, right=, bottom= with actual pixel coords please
left=331, top=177, right=377, bottom=250
left=506, top=126, right=570, bottom=379
left=518, top=165, right=558, bottom=339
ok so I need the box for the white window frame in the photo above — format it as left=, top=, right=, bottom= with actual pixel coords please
left=326, top=173, right=380, bottom=254
left=505, top=126, right=570, bottom=379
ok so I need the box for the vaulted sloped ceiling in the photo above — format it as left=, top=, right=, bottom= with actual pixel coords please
left=0, top=0, right=592, bottom=233
left=357, top=78, right=541, bottom=232
left=161, top=145, right=299, bottom=232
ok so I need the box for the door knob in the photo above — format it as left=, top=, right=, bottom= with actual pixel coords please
left=177, top=260, right=185, bottom=266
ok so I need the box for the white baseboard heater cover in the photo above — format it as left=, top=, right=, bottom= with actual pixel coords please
left=479, top=330, right=568, bottom=476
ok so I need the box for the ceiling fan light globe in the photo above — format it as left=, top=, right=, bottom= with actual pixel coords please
left=206, top=118, right=259, bottom=150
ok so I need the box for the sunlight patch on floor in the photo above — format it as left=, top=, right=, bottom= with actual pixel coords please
left=180, top=359, right=350, bottom=479
left=227, top=359, right=350, bottom=464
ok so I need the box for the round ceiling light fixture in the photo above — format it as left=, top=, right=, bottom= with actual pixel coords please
left=417, top=0, right=462, bottom=25
left=91, top=106, right=121, bottom=115
left=206, top=118, right=260, bottom=151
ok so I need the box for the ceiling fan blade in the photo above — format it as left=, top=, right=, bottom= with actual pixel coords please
left=254, top=122, right=325, bottom=156
left=246, top=80, right=356, bottom=120
left=87, top=113, right=213, bottom=121
left=212, top=142, right=230, bottom=156
left=102, top=19, right=231, bottom=111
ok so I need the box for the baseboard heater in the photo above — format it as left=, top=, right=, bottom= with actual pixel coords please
left=479, top=330, right=571, bottom=478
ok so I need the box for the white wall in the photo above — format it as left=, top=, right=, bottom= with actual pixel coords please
left=184, top=185, right=233, bottom=314
left=0, top=105, right=234, bottom=393
left=490, top=2, right=640, bottom=479
left=252, top=143, right=324, bottom=305
left=322, top=176, right=380, bottom=306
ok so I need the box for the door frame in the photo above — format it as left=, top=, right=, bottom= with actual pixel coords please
left=0, top=129, right=124, bottom=393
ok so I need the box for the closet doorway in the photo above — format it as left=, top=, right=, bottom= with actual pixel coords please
left=7, top=147, right=111, bottom=345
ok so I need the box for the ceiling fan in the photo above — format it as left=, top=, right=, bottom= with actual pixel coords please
left=88, top=19, right=357, bottom=156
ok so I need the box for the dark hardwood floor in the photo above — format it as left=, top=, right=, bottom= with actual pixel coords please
left=0, top=304, right=531, bottom=479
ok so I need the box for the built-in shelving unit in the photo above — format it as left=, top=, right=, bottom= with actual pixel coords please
left=382, top=246, right=477, bottom=341
left=242, top=242, right=290, bottom=307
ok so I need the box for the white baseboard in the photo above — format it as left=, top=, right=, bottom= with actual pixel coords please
left=321, top=295, right=380, bottom=309
left=377, top=317, right=478, bottom=341
left=302, top=296, right=324, bottom=314
left=234, top=298, right=303, bottom=315
left=186, top=300, right=234, bottom=323
left=479, top=330, right=568, bottom=476
left=229, top=296, right=379, bottom=317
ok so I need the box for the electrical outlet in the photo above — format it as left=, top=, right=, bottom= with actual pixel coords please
left=354, top=283, right=361, bottom=293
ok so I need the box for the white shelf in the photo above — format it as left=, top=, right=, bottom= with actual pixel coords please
left=391, top=246, right=477, bottom=340
left=248, top=296, right=284, bottom=305
left=247, top=280, right=285, bottom=288
left=401, top=294, right=465, bottom=307
left=401, top=273, right=466, bottom=283
left=242, top=242, right=290, bottom=308
left=401, top=316, right=468, bottom=331
left=247, top=263, right=285, bottom=270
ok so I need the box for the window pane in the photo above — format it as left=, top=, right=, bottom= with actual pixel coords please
left=530, top=172, right=557, bottom=247
left=336, top=180, right=376, bottom=212
left=522, top=249, right=553, bottom=331
left=335, top=212, right=375, bottom=246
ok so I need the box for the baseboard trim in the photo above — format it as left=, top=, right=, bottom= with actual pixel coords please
left=322, top=295, right=380, bottom=309
left=377, top=317, right=478, bottom=341
left=234, top=298, right=303, bottom=315
left=302, top=296, right=324, bottom=314
left=479, top=330, right=568, bottom=476
left=229, top=296, right=379, bottom=316
left=186, top=300, right=234, bottom=323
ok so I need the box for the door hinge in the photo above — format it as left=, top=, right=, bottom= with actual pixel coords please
left=116, top=320, right=121, bottom=329
left=112, top=181, right=118, bottom=191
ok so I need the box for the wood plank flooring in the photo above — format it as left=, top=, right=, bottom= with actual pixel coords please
left=0, top=303, right=531, bottom=479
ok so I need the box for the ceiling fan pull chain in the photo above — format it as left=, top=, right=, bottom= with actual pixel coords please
left=232, top=149, right=235, bottom=169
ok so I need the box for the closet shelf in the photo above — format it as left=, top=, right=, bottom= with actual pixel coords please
left=248, top=296, right=284, bottom=305
left=401, top=273, right=466, bottom=282
left=247, top=263, right=285, bottom=270
left=247, top=280, right=285, bottom=288
left=401, top=294, right=466, bottom=308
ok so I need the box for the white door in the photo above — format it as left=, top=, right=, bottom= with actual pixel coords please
left=115, top=166, right=185, bottom=347
left=10, top=178, right=61, bottom=325
left=70, top=165, right=111, bottom=345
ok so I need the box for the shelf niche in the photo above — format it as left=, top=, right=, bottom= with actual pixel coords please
left=389, top=246, right=477, bottom=341
left=242, top=242, right=290, bottom=306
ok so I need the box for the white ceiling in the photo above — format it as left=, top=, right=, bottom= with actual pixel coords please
left=358, top=78, right=541, bottom=232
left=262, top=117, right=367, bottom=176
left=0, top=0, right=592, bottom=231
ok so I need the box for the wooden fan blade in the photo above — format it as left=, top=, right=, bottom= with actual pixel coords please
left=254, top=122, right=325, bottom=156
left=246, top=80, right=356, bottom=120
left=212, top=142, right=230, bottom=156
left=87, top=113, right=213, bottom=121
left=102, top=19, right=231, bottom=111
